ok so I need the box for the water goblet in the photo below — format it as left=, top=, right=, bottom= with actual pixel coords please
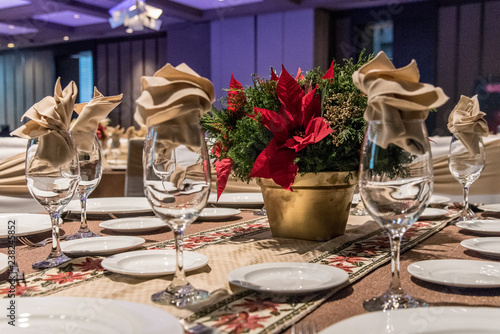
left=448, top=134, right=485, bottom=221
left=65, top=133, right=103, bottom=240
left=359, top=120, right=433, bottom=311
left=143, top=123, right=211, bottom=307
left=25, top=130, right=80, bottom=269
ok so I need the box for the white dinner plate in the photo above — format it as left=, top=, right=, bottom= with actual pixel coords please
left=227, top=262, right=349, bottom=293
left=60, top=236, right=145, bottom=256
left=407, top=259, right=500, bottom=288
left=0, top=297, right=183, bottom=333
left=99, top=217, right=168, bottom=233
left=208, top=192, right=264, bottom=208
left=102, top=250, right=208, bottom=278
left=318, top=307, right=500, bottom=334
left=197, top=207, right=241, bottom=220
left=0, top=213, right=52, bottom=238
left=430, top=194, right=451, bottom=204
left=420, top=207, right=448, bottom=219
left=479, top=203, right=500, bottom=212
left=65, top=197, right=152, bottom=214
left=456, top=219, right=500, bottom=235
left=461, top=237, right=500, bottom=258
left=0, top=253, right=8, bottom=275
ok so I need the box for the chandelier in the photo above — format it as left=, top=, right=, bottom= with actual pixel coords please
left=109, top=0, right=163, bottom=32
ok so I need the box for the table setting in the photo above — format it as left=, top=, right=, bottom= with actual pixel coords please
left=1, top=52, right=500, bottom=334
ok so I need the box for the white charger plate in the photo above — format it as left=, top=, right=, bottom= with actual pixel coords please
left=0, top=213, right=52, bottom=238
left=420, top=208, right=448, bottom=219
left=461, top=237, right=500, bottom=258
left=479, top=203, right=500, bottom=212
left=227, top=262, right=349, bottom=293
left=197, top=207, right=241, bottom=220
left=0, top=253, right=8, bottom=275
left=430, top=194, right=451, bottom=204
left=102, top=250, right=208, bottom=278
left=0, top=297, right=183, bottom=333
left=99, top=217, right=168, bottom=233
left=60, top=236, right=145, bottom=256
left=319, top=307, right=500, bottom=334
left=65, top=197, right=152, bottom=214
left=456, top=219, right=500, bottom=235
left=208, top=192, right=264, bottom=208
left=407, top=259, right=500, bottom=288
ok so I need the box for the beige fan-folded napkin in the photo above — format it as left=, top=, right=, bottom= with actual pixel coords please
left=447, top=95, right=488, bottom=154
left=71, top=87, right=122, bottom=152
left=352, top=51, right=448, bottom=154
left=10, top=78, right=77, bottom=166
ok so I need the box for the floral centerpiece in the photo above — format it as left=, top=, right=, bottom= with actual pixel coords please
left=201, top=54, right=372, bottom=241
left=202, top=53, right=371, bottom=196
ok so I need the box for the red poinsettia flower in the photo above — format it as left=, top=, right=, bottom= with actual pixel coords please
left=214, top=142, right=233, bottom=201
left=323, top=60, right=335, bottom=81
left=249, top=65, right=332, bottom=190
left=270, top=67, right=279, bottom=81
left=227, top=73, right=246, bottom=115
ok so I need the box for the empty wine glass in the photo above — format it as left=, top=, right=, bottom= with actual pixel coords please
left=359, top=120, right=433, bottom=311
left=26, top=130, right=80, bottom=269
left=448, top=134, right=485, bottom=221
left=65, top=133, right=103, bottom=240
left=144, top=123, right=211, bottom=307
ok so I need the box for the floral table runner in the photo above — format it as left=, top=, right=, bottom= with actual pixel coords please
left=0, top=214, right=453, bottom=333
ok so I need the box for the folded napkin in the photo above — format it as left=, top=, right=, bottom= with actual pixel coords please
left=107, top=125, right=125, bottom=149
left=10, top=78, right=77, bottom=167
left=447, top=95, right=488, bottom=154
left=135, top=63, right=215, bottom=148
left=352, top=51, right=448, bottom=154
left=0, top=152, right=28, bottom=195
left=71, top=87, right=122, bottom=152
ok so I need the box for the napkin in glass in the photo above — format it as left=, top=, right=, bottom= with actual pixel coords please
left=352, top=51, right=448, bottom=154
left=447, top=95, right=488, bottom=154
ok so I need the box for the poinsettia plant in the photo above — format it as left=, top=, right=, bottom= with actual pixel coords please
left=201, top=53, right=372, bottom=199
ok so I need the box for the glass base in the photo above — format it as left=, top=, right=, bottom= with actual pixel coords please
left=363, top=292, right=428, bottom=312
left=151, top=282, right=210, bottom=308
left=351, top=208, right=369, bottom=216
left=64, top=230, right=100, bottom=240
left=32, top=253, right=72, bottom=269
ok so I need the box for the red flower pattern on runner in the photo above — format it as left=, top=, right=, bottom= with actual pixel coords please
left=0, top=285, right=40, bottom=296
left=184, top=236, right=216, bottom=244
left=74, top=257, right=104, bottom=271
left=233, top=297, right=280, bottom=314
left=213, top=312, right=271, bottom=334
left=44, top=272, right=88, bottom=284
left=325, top=255, right=366, bottom=265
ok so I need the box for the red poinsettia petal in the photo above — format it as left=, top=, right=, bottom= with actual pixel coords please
left=293, top=117, right=332, bottom=152
left=277, top=66, right=304, bottom=120
left=215, top=157, right=233, bottom=200
left=322, top=60, right=335, bottom=81
left=249, top=138, right=279, bottom=179
left=228, top=74, right=245, bottom=113
left=295, top=68, right=305, bottom=81
left=270, top=67, right=279, bottom=81
left=252, top=107, right=289, bottom=142
left=268, top=149, right=299, bottom=191
left=300, top=87, right=321, bottom=128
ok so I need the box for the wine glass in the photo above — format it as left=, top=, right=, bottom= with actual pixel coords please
left=25, top=130, right=80, bottom=269
left=143, top=123, right=211, bottom=307
left=448, top=134, right=485, bottom=221
left=65, top=133, right=103, bottom=240
left=359, top=119, right=433, bottom=311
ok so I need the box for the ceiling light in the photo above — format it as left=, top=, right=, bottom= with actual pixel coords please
left=7, top=43, right=15, bottom=48
left=8, top=25, right=15, bottom=29
left=108, top=0, right=162, bottom=32
left=73, top=14, right=80, bottom=19
left=63, top=36, right=69, bottom=41
left=125, top=28, right=133, bottom=33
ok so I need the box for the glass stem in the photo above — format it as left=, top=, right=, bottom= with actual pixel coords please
left=49, top=211, right=64, bottom=259
left=79, top=195, right=90, bottom=233
left=387, top=234, right=404, bottom=296
left=172, top=223, right=188, bottom=287
left=462, top=185, right=470, bottom=216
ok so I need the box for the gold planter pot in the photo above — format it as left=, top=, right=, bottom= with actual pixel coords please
left=257, top=172, right=358, bottom=241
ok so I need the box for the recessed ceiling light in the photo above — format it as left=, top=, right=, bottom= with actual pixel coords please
left=7, top=43, right=15, bottom=48
left=63, top=36, right=69, bottom=41
left=73, top=14, right=80, bottom=19
left=125, top=28, right=133, bottom=33
left=8, top=25, right=15, bottom=29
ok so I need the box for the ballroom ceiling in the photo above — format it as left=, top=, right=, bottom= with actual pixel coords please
left=0, top=0, right=428, bottom=50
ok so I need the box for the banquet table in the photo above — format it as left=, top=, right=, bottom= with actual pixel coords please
left=1, top=205, right=500, bottom=333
